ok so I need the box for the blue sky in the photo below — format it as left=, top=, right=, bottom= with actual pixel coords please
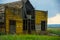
left=30, top=0, right=60, bottom=18
left=0, top=0, right=60, bottom=24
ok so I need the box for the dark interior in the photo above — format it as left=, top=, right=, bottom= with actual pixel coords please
left=23, top=0, right=35, bottom=34
left=9, top=20, right=16, bottom=34
left=41, top=21, right=46, bottom=31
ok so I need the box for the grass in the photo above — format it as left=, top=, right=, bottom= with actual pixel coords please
left=47, top=28, right=60, bottom=35
left=0, top=28, right=60, bottom=40
left=0, top=35, right=60, bottom=40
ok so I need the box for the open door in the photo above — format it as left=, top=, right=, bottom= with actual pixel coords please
left=9, top=20, right=16, bottom=34
left=41, top=21, right=46, bottom=31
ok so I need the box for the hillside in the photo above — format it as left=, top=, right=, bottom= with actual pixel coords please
left=48, top=24, right=60, bottom=28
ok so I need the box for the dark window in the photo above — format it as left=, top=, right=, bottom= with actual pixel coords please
left=0, top=13, right=4, bottom=16
left=23, top=20, right=27, bottom=30
left=0, top=22, right=4, bottom=28
left=11, top=8, right=18, bottom=15
left=0, top=13, right=5, bottom=22
left=31, top=20, right=35, bottom=30
left=27, top=19, right=31, bottom=34
left=0, top=17, right=2, bottom=19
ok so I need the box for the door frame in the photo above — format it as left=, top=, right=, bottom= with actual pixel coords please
left=9, top=20, right=16, bottom=34
left=41, top=21, right=46, bottom=31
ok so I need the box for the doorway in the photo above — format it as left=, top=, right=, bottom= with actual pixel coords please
left=41, top=21, right=46, bottom=31
left=9, top=20, right=16, bottom=34
left=23, top=19, right=35, bottom=34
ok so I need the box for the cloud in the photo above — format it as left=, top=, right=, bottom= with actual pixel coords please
left=48, top=13, right=60, bottom=24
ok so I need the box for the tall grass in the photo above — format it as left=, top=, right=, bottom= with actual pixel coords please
left=0, top=35, right=60, bottom=40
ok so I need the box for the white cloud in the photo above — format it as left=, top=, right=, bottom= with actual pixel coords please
left=48, top=13, right=60, bottom=24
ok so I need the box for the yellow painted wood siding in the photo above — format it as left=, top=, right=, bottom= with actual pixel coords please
left=5, top=7, right=23, bottom=34
left=35, top=10, right=47, bottom=32
left=16, top=21, right=23, bottom=34
left=35, top=10, right=47, bottom=25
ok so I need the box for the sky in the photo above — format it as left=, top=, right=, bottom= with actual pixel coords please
left=0, top=0, right=60, bottom=24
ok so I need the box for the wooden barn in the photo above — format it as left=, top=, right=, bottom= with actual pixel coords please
left=0, top=0, right=48, bottom=34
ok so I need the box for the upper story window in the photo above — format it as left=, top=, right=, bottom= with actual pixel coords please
left=0, top=13, right=4, bottom=16
left=0, top=6, right=5, bottom=22
left=0, top=13, right=5, bottom=22
left=11, top=8, right=16, bottom=15
left=11, top=8, right=19, bottom=15
left=0, top=7, right=5, bottom=13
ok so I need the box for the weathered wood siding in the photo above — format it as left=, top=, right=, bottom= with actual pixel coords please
left=5, top=7, right=23, bottom=34
left=35, top=10, right=47, bottom=32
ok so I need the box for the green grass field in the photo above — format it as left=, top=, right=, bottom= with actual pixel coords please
left=0, top=35, right=60, bottom=40
left=0, top=28, right=60, bottom=40
left=47, top=28, right=60, bottom=35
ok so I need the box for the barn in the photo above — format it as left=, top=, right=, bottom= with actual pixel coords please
left=0, top=0, right=47, bottom=34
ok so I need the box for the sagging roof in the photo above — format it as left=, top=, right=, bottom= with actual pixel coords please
left=0, top=1, right=22, bottom=9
